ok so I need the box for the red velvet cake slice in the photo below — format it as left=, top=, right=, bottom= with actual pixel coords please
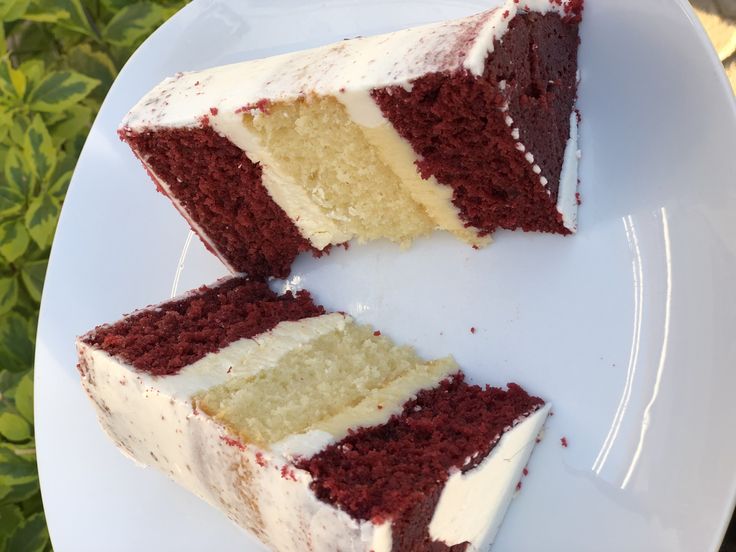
left=120, top=0, right=583, bottom=278
left=77, top=276, right=551, bottom=551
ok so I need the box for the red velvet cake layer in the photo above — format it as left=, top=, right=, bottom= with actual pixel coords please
left=81, top=277, right=324, bottom=376
left=296, top=373, right=544, bottom=551
left=120, top=126, right=315, bottom=279
left=372, top=12, right=580, bottom=236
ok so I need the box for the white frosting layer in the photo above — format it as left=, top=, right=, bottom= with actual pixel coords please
left=429, top=404, right=551, bottom=550
left=123, top=1, right=567, bottom=132
left=557, top=111, right=580, bottom=232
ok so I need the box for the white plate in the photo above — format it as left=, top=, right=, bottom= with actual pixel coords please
left=35, top=0, right=736, bottom=550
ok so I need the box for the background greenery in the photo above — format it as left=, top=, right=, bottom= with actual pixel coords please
left=0, top=0, right=186, bottom=549
left=0, top=0, right=733, bottom=551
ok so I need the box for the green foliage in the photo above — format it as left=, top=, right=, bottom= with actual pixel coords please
left=1, top=0, right=188, bottom=548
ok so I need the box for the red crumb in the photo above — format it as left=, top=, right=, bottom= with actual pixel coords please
left=560, top=436, right=568, bottom=448
left=255, top=452, right=267, bottom=467
left=280, top=465, right=298, bottom=481
left=503, top=9, right=510, bottom=18
left=535, top=437, right=541, bottom=443
left=472, top=244, right=479, bottom=250
left=523, top=467, right=529, bottom=476
left=470, top=327, right=476, bottom=334
left=516, top=481, right=522, bottom=491
left=220, top=436, right=245, bottom=451
left=549, top=411, right=554, bottom=416
left=373, top=330, right=381, bottom=337
left=197, top=114, right=210, bottom=126
left=209, top=107, right=219, bottom=116
left=576, top=192, right=582, bottom=205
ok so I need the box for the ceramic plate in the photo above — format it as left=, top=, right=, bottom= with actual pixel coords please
left=35, top=0, right=736, bottom=550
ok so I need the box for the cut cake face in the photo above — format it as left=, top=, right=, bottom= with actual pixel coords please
left=76, top=277, right=550, bottom=551
left=120, top=0, right=582, bottom=278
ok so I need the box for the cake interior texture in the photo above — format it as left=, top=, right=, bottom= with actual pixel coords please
left=296, top=374, right=544, bottom=551
left=244, top=97, right=436, bottom=244
left=196, top=322, right=457, bottom=447
left=120, top=126, right=315, bottom=278
left=80, top=278, right=324, bottom=375
left=372, top=11, right=580, bottom=236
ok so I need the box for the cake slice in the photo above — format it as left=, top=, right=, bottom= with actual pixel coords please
left=77, top=277, right=551, bottom=551
left=119, top=0, right=583, bottom=278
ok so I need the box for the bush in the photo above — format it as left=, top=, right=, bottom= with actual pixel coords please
left=0, top=1, right=187, bottom=549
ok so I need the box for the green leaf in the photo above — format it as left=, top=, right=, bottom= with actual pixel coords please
left=0, top=0, right=31, bottom=21
left=0, top=413, right=30, bottom=442
left=0, top=314, right=34, bottom=371
left=0, top=60, right=24, bottom=103
left=5, top=512, right=48, bottom=552
left=0, top=504, right=23, bottom=538
left=8, top=114, right=29, bottom=146
left=23, top=116, right=57, bottom=183
left=24, top=194, right=59, bottom=249
left=0, top=220, right=30, bottom=263
left=103, top=2, right=170, bottom=47
left=48, top=170, right=72, bottom=201
left=0, top=479, right=38, bottom=506
left=0, top=448, right=36, bottom=487
left=0, top=278, right=18, bottom=317
left=0, top=150, right=28, bottom=217
left=14, top=374, right=33, bottom=424
left=49, top=105, right=92, bottom=147
left=27, top=0, right=95, bottom=38
left=20, top=260, right=46, bottom=303
left=18, top=60, right=45, bottom=90
left=28, top=70, right=99, bottom=113
left=23, top=0, right=69, bottom=22
left=68, top=44, right=116, bottom=94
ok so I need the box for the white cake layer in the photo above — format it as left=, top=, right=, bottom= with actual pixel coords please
left=78, top=312, right=550, bottom=551
left=122, top=0, right=579, bottom=251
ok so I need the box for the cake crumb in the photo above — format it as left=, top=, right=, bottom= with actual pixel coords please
left=523, top=467, right=529, bottom=476
left=220, top=436, right=245, bottom=451
left=516, top=481, right=522, bottom=491
left=209, top=107, right=218, bottom=116
left=470, top=327, right=476, bottom=334
left=576, top=192, right=582, bottom=205
left=560, top=436, right=568, bottom=448
left=255, top=452, right=267, bottom=467
left=373, top=330, right=381, bottom=337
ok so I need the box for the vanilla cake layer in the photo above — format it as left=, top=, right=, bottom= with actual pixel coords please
left=120, top=0, right=582, bottom=278
left=77, top=278, right=551, bottom=551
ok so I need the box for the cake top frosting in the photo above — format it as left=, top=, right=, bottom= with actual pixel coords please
left=122, top=0, right=581, bottom=131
